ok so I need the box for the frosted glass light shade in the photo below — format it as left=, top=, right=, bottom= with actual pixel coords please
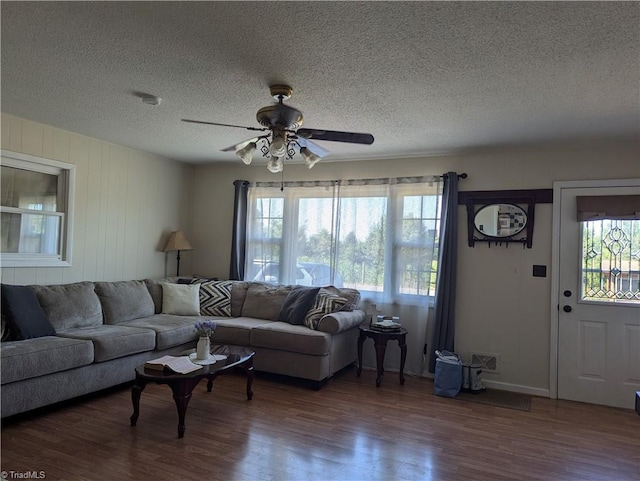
left=269, top=136, right=287, bottom=157
left=266, top=157, right=283, bottom=173
left=236, top=142, right=257, bottom=165
left=300, top=147, right=321, bottom=169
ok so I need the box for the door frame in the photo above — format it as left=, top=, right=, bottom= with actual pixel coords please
left=550, top=178, right=640, bottom=400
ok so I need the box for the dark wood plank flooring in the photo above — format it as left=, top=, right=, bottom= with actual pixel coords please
left=2, top=367, right=639, bottom=481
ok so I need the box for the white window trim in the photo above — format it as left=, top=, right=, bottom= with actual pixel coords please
left=1, top=149, right=75, bottom=268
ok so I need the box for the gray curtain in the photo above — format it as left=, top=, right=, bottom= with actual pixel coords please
left=229, top=180, right=250, bottom=280
left=428, top=172, right=459, bottom=372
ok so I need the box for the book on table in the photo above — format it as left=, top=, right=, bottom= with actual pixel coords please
left=144, top=355, right=202, bottom=374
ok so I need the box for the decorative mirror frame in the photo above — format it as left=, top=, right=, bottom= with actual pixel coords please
left=458, top=189, right=553, bottom=248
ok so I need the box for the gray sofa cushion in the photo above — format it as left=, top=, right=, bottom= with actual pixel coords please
left=119, top=314, right=202, bottom=350
left=143, top=278, right=164, bottom=314
left=250, top=322, right=332, bottom=356
left=1, top=336, right=94, bottom=384
left=31, top=282, right=103, bottom=330
left=56, top=325, right=155, bottom=362
left=230, top=282, right=250, bottom=317
left=210, top=317, right=274, bottom=346
left=95, top=280, right=155, bottom=324
left=241, top=283, right=292, bottom=321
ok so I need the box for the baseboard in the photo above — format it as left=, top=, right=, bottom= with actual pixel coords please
left=387, top=369, right=550, bottom=398
left=482, top=380, right=550, bottom=398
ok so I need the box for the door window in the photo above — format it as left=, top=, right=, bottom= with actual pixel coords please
left=581, top=219, right=640, bottom=303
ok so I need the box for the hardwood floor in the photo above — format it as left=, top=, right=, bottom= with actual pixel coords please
left=2, top=367, right=639, bottom=481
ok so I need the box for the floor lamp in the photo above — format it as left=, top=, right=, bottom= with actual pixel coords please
left=163, top=231, right=193, bottom=276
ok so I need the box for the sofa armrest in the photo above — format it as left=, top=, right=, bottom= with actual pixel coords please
left=316, top=309, right=366, bottom=334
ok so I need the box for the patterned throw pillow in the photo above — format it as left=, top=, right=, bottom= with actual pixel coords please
left=323, top=286, right=361, bottom=311
left=304, top=288, right=349, bottom=330
left=193, top=280, right=232, bottom=316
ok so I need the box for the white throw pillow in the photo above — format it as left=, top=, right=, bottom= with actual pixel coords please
left=161, top=283, right=200, bottom=315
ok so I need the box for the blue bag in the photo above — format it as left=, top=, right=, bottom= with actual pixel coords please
left=434, top=350, right=463, bottom=397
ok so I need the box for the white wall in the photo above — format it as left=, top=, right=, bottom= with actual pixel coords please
left=0, top=114, right=194, bottom=285
left=190, top=140, right=639, bottom=393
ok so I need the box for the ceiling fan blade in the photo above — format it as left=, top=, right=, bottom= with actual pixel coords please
left=295, top=136, right=329, bottom=157
left=296, top=128, right=374, bottom=145
left=182, top=119, right=268, bottom=132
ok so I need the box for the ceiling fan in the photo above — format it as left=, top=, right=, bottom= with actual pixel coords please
left=181, top=84, right=374, bottom=173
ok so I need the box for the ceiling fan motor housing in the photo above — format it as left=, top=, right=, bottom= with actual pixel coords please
left=256, top=104, right=303, bottom=130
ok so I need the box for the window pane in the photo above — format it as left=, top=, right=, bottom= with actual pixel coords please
left=398, top=195, right=440, bottom=296
left=296, top=198, right=335, bottom=285
left=248, top=197, right=283, bottom=282
left=581, top=219, right=640, bottom=303
left=1, top=166, right=58, bottom=210
left=337, top=196, right=387, bottom=292
left=1, top=212, right=60, bottom=254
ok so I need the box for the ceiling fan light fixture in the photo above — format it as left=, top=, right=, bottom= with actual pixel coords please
left=300, top=147, right=321, bottom=169
left=266, top=157, right=283, bottom=173
left=269, top=135, right=287, bottom=158
left=236, top=142, right=257, bottom=165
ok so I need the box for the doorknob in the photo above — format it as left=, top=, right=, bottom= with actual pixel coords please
left=563, top=305, right=572, bottom=313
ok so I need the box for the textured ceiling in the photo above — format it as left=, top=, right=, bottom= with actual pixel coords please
left=1, top=1, right=638, bottom=165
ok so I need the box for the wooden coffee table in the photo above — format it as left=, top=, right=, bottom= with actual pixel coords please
left=130, top=344, right=255, bottom=438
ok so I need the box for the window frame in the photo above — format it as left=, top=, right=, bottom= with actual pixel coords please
left=1, top=149, right=75, bottom=267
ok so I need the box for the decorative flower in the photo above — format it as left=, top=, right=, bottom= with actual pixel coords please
left=194, top=320, right=217, bottom=338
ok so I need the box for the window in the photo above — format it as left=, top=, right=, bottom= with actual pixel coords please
left=245, top=177, right=442, bottom=304
left=581, top=219, right=640, bottom=303
left=1, top=150, right=75, bottom=267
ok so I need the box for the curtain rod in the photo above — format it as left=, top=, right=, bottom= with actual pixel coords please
left=440, top=172, right=468, bottom=179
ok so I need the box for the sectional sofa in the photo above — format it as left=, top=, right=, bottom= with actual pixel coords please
left=1, top=278, right=365, bottom=418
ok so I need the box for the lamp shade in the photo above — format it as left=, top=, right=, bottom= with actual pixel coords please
left=163, top=231, right=193, bottom=252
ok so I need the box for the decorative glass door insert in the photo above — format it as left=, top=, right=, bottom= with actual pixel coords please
left=581, top=219, right=640, bottom=303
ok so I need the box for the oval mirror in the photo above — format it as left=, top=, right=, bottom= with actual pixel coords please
left=474, top=203, right=527, bottom=238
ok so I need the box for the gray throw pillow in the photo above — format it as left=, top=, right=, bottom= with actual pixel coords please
left=278, top=287, right=320, bottom=325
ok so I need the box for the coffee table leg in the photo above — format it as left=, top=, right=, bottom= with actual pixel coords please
left=244, top=357, right=254, bottom=400
left=130, top=378, right=147, bottom=427
left=169, top=378, right=201, bottom=438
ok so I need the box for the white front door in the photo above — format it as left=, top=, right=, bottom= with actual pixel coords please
left=556, top=180, right=640, bottom=409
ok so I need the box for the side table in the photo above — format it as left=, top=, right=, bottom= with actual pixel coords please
left=357, top=325, right=407, bottom=387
